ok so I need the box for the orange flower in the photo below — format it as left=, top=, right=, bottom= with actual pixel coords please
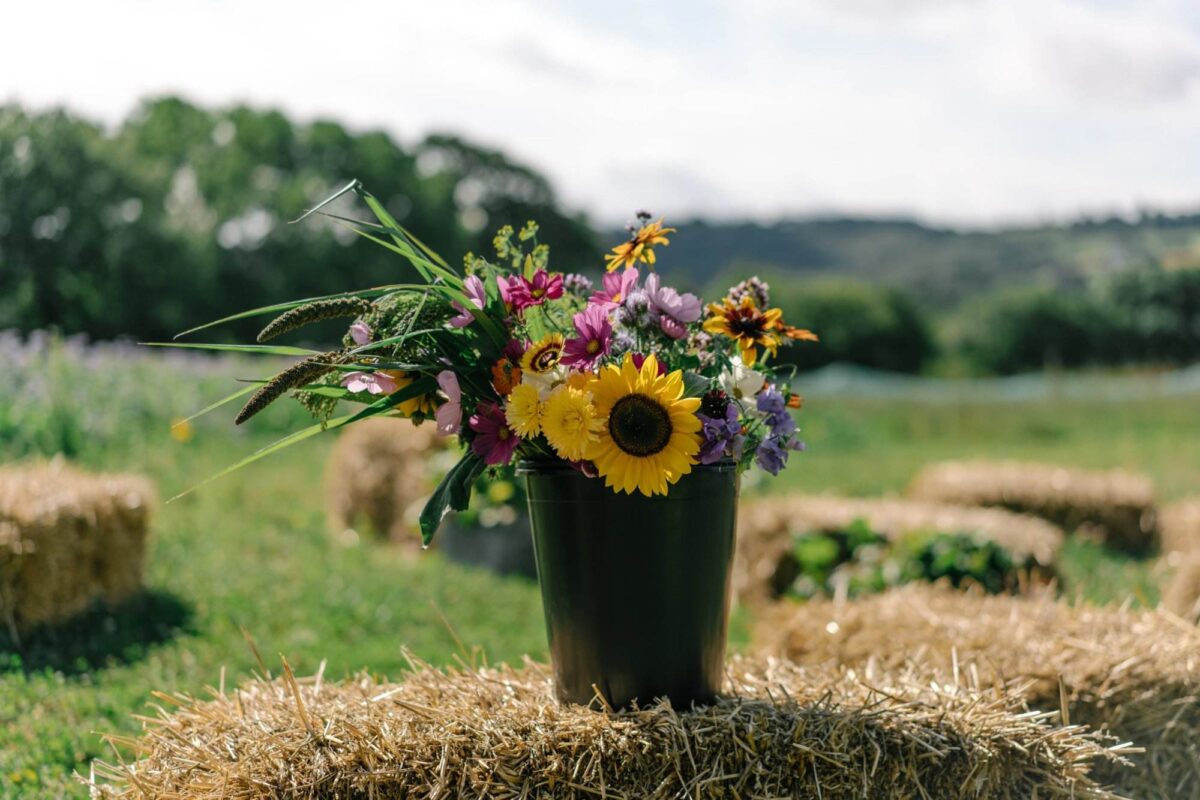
left=702, top=296, right=818, bottom=366
left=605, top=219, right=676, bottom=272
left=491, top=357, right=522, bottom=397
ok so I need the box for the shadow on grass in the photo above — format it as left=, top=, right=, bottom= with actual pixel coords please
left=0, top=589, right=194, bottom=675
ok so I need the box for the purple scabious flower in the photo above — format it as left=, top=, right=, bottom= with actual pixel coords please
left=697, top=404, right=742, bottom=464
left=561, top=305, right=613, bottom=369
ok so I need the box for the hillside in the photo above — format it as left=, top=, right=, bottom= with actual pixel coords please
left=649, top=214, right=1200, bottom=307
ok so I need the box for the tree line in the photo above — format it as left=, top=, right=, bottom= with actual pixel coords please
left=2, top=97, right=1197, bottom=373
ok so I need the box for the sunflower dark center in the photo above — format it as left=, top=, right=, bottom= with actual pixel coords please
left=609, top=393, right=673, bottom=456
left=728, top=309, right=766, bottom=337
left=531, top=346, right=561, bottom=372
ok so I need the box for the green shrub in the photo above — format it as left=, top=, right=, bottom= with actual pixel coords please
left=784, top=519, right=1021, bottom=599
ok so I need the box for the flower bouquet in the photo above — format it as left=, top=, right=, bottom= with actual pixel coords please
left=176, top=181, right=816, bottom=708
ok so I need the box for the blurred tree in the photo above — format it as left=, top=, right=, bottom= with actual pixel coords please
left=0, top=98, right=595, bottom=342
left=416, top=134, right=598, bottom=271
left=1103, top=265, right=1200, bottom=364
left=768, top=278, right=935, bottom=373
left=951, top=288, right=1110, bottom=374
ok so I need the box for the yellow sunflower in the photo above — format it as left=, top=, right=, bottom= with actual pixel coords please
left=520, top=333, right=565, bottom=376
left=587, top=353, right=701, bottom=496
left=702, top=297, right=818, bottom=366
left=504, top=382, right=542, bottom=438
left=605, top=219, right=677, bottom=272
left=542, top=383, right=603, bottom=461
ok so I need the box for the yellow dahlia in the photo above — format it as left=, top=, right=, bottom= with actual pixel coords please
left=504, top=382, right=542, bottom=438
left=588, top=353, right=701, bottom=496
left=605, top=218, right=676, bottom=272
left=542, top=383, right=603, bottom=462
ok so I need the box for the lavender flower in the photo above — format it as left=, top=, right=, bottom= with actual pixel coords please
left=644, top=273, right=702, bottom=340
left=756, top=385, right=796, bottom=437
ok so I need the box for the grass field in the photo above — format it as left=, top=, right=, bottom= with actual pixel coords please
left=2, top=350, right=1198, bottom=796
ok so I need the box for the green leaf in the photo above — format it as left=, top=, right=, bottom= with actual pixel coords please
left=682, top=370, right=711, bottom=398
left=419, top=451, right=485, bottom=545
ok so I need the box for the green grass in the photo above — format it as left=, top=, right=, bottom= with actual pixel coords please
left=3, top=381, right=1198, bottom=796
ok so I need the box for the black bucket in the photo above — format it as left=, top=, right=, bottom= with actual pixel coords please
left=518, top=461, right=738, bottom=709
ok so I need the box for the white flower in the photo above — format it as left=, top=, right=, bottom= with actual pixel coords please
left=522, top=364, right=568, bottom=400
left=720, top=356, right=765, bottom=402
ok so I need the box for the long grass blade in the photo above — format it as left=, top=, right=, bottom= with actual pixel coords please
left=144, top=342, right=321, bottom=356
left=172, top=385, right=258, bottom=429
left=289, top=179, right=361, bottom=224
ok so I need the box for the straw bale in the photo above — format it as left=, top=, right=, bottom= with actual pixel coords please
left=753, top=585, right=1200, bottom=798
left=0, top=459, right=154, bottom=636
left=735, top=493, right=1062, bottom=604
left=92, top=654, right=1128, bottom=799
left=1162, top=550, right=1200, bottom=622
left=324, top=417, right=444, bottom=547
left=908, top=461, right=1158, bottom=553
left=1160, top=498, right=1200, bottom=556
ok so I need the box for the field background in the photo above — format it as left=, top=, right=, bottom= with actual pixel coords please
left=3, top=344, right=1197, bottom=797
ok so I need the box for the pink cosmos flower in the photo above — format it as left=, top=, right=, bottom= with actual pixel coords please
left=342, top=371, right=398, bottom=395
left=449, top=275, right=487, bottom=328
left=497, top=275, right=517, bottom=307
left=589, top=267, right=639, bottom=310
left=630, top=352, right=668, bottom=376
left=507, top=270, right=563, bottom=312
left=435, top=370, right=462, bottom=436
left=561, top=305, right=613, bottom=369
left=349, top=321, right=372, bottom=345
left=644, top=273, right=702, bottom=340
left=468, top=401, right=520, bottom=465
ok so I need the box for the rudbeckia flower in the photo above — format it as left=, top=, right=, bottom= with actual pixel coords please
left=703, top=296, right=817, bottom=366
left=605, top=219, right=676, bottom=272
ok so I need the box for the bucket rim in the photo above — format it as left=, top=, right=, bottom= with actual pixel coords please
left=515, top=458, right=737, bottom=476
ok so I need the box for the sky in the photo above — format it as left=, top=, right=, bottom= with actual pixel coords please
left=3, top=0, right=1200, bottom=226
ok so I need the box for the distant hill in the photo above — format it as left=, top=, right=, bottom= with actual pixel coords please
left=640, top=213, right=1200, bottom=307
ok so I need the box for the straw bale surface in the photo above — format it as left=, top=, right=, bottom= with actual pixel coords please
left=1160, top=498, right=1200, bottom=556
left=0, top=459, right=154, bottom=635
left=93, top=655, right=1127, bottom=800
left=735, top=494, right=1063, bottom=604
left=753, top=585, right=1200, bottom=798
left=908, top=461, right=1158, bottom=552
left=324, top=417, right=444, bottom=547
left=1162, top=550, right=1200, bottom=622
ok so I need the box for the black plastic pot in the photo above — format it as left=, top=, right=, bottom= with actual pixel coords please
left=518, top=461, right=738, bottom=709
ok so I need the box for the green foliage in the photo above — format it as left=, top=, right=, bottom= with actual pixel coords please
left=785, top=521, right=1021, bottom=599
left=1104, top=265, right=1200, bottom=364
left=768, top=278, right=935, bottom=373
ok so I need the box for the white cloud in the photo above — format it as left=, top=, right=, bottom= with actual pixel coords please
left=1, top=0, right=1198, bottom=226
